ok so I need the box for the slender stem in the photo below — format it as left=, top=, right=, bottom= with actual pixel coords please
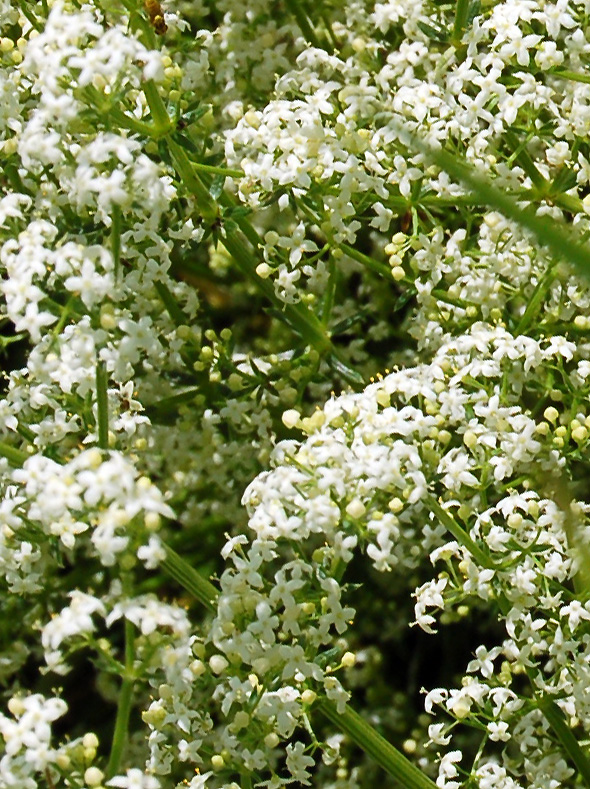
left=537, top=698, right=590, bottom=785
left=153, top=280, right=188, bottom=327
left=431, top=288, right=468, bottom=308
left=51, top=294, right=77, bottom=339
left=319, top=9, right=338, bottom=50
left=241, top=773, right=253, bottom=789
left=109, top=107, right=157, bottom=138
left=316, top=700, right=438, bottom=788
left=550, top=69, right=590, bottom=85
left=221, top=230, right=333, bottom=354
left=17, top=424, right=36, bottom=444
left=339, top=243, right=391, bottom=279
left=504, top=130, right=547, bottom=191
left=452, top=0, right=471, bottom=42
left=404, top=130, right=590, bottom=281
left=190, top=162, right=243, bottom=178
left=19, top=3, right=42, bottom=31
left=81, top=86, right=157, bottom=138
left=106, top=619, right=135, bottom=778
left=514, top=262, right=557, bottom=335
left=0, top=441, right=27, bottom=467
left=95, top=359, right=109, bottom=450
left=168, top=153, right=340, bottom=369
left=111, top=206, right=122, bottom=281
left=284, top=0, right=322, bottom=48
left=425, top=495, right=495, bottom=569
left=143, top=79, right=173, bottom=137
left=319, top=257, right=337, bottom=323
left=167, top=138, right=218, bottom=222
left=161, top=543, right=218, bottom=613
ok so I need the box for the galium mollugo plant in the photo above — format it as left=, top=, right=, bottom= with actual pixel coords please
left=3, top=0, right=590, bottom=788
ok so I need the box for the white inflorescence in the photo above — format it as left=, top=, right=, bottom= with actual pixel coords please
left=2, top=0, right=590, bottom=787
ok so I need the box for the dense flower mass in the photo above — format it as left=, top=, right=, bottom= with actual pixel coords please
left=3, top=0, right=590, bottom=788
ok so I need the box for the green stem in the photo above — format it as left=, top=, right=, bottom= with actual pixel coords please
left=431, top=288, right=469, bottom=308
left=514, top=262, right=557, bottom=335
left=16, top=424, right=36, bottom=444
left=106, top=619, right=135, bottom=778
left=221, top=231, right=332, bottom=355
left=425, top=495, right=495, bottom=569
left=284, top=0, right=322, bottom=48
left=339, top=243, right=391, bottom=279
left=171, top=159, right=344, bottom=374
left=319, top=9, right=338, bottom=50
left=420, top=194, right=472, bottom=206
left=167, top=138, right=218, bottom=222
left=95, top=359, right=109, bottom=450
left=190, top=162, right=243, bottom=178
left=405, top=131, right=590, bottom=281
left=0, top=441, right=27, bottom=467
left=550, top=69, right=590, bottom=85
left=153, top=280, right=188, bottom=327
left=51, top=295, right=77, bottom=339
left=161, top=543, right=218, bottom=612
left=452, top=0, right=471, bottom=42
left=109, top=107, right=157, bottom=138
left=537, top=698, right=590, bottom=785
left=143, top=79, right=173, bottom=137
left=18, top=3, right=42, bottom=31
left=504, top=130, right=547, bottom=191
left=317, top=700, right=438, bottom=788
left=112, top=205, right=122, bottom=281
left=81, top=86, right=157, bottom=138
left=224, top=228, right=364, bottom=384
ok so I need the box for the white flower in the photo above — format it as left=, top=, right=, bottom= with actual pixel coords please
left=560, top=600, right=590, bottom=632
left=487, top=721, right=510, bottom=742
left=107, top=769, right=160, bottom=789
left=285, top=741, right=315, bottom=785
left=137, top=536, right=166, bottom=570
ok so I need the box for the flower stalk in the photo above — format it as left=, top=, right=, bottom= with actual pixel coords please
left=111, top=205, right=122, bottom=281
left=316, top=699, right=438, bottom=789
left=95, top=358, right=109, bottom=451
left=143, top=79, right=173, bottom=138
left=106, top=619, right=136, bottom=778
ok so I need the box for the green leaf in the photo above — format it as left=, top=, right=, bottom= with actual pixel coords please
left=549, top=166, right=577, bottom=196
left=417, top=20, right=448, bottom=42
left=210, top=174, right=226, bottom=200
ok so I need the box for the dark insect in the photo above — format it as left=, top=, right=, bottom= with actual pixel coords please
left=400, top=209, right=412, bottom=233
left=144, top=0, right=162, bottom=15
left=144, top=0, right=168, bottom=34
left=152, top=14, right=168, bottom=34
